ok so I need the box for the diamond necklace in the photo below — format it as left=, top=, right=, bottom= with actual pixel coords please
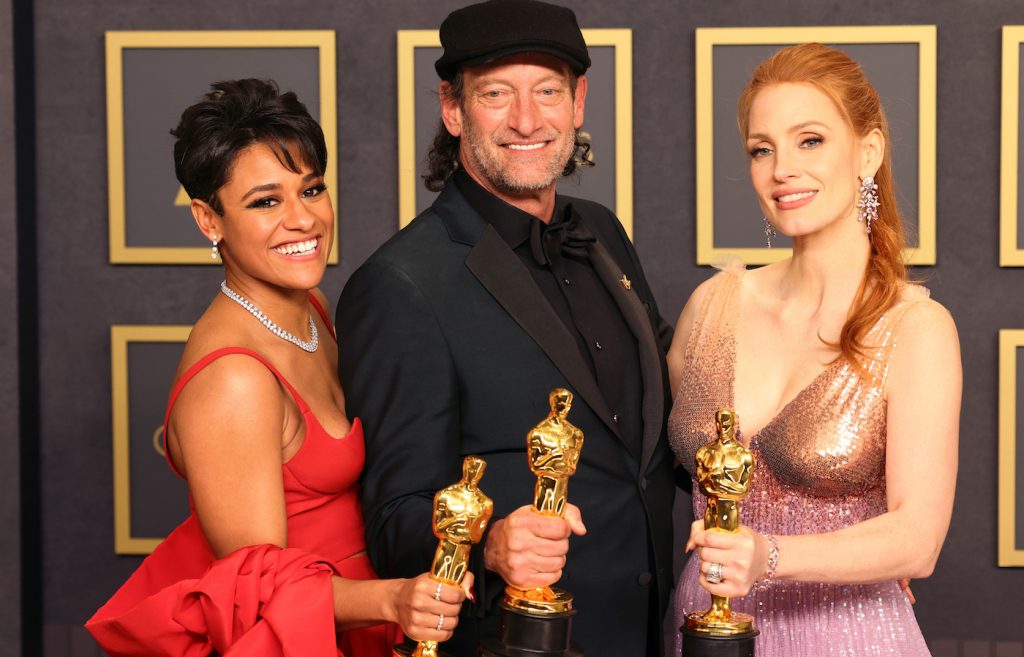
left=220, top=280, right=319, bottom=353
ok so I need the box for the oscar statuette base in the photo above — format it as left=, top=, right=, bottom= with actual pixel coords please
left=479, top=599, right=582, bottom=657
left=680, top=624, right=758, bottom=657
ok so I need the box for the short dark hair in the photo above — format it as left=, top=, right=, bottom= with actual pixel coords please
left=422, top=70, right=593, bottom=192
left=171, top=79, right=327, bottom=214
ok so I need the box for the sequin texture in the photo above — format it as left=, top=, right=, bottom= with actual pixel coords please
left=670, top=264, right=933, bottom=657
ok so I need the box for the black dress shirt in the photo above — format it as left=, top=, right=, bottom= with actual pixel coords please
left=453, top=171, right=644, bottom=458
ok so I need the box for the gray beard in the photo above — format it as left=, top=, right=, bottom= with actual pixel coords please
left=462, top=124, right=574, bottom=195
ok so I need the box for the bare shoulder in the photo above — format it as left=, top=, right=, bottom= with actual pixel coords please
left=887, top=291, right=961, bottom=390
left=895, top=289, right=958, bottom=345
left=171, top=351, right=285, bottom=432
left=167, top=348, right=288, bottom=476
left=170, top=300, right=285, bottom=430
left=186, top=350, right=281, bottom=397
left=884, top=291, right=962, bottom=458
left=176, top=300, right=252, bottom=371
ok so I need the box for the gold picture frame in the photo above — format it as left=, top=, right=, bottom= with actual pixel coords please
left=1000, top=27, right=1024, bottom=266
left=695, top=26, right=937, bottom=266
left=998, top=329, right=1024, bottom=566
left=105, top=30, right=338, bottom=264
left=111, top=324, right=191, bottom=554
left=397, top=28, right=634, bottom=237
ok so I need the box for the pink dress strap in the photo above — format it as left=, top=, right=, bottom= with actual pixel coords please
left=163, top=347, right=311, bottom=479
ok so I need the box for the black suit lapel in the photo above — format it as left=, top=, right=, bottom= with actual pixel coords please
left=589, top=241, right=665, bottom=473
left=465, top=226, right=619, bottom=436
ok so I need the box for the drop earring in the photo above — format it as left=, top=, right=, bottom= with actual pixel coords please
left=764, top=217, right=777, bottom=248
left=857, top=176, right=879, bottom=234
left=210, top=238, right=220, bottom=261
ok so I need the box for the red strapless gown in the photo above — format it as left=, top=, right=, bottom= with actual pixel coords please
left=87, top=301, right=399, bottom=657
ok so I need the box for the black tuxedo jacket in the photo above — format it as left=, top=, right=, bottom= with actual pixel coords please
left=337, top=183, right=676, bottom=657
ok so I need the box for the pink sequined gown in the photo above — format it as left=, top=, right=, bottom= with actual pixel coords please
left=669, top=265, right=932, bottom=657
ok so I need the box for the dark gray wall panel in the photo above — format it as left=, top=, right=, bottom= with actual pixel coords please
left=28, top=0, right=1024, bottom=653
left=0, top=0, right=20, bottom=652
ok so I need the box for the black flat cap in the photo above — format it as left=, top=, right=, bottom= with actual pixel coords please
left=435, top=0, right=591, bottom=80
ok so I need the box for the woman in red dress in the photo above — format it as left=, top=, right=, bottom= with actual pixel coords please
left=87, top=79, right=470, bottom=657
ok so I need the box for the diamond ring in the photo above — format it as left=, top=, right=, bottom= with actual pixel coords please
left=705, top=562, right=724, bottom=584
left=434, top=582, right=444, bottom=601
left=436, top=613, right=445, bottom=631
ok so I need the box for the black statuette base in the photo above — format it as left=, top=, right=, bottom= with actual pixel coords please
left=680, top=626, right=758, bottom=657
left=479, top=601, right=582, bottom=657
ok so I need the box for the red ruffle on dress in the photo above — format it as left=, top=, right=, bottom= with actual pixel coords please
left=87, top=337, right=399, bottom=656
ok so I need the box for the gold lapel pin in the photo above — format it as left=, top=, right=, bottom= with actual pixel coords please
left=620, top=275, right=632, bottom=291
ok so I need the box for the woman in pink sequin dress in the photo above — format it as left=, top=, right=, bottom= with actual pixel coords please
left=667, top=45, right=961, bottom=657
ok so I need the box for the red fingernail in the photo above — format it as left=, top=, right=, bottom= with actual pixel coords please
left=469, top=585, right=476, bottom=603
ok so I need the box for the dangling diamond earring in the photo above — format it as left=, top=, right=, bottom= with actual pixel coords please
left=857, top=176, right=879, bottom=234
left=764, top=217, right=777, bottom=248
left=210, top=238, right=220, bottom=261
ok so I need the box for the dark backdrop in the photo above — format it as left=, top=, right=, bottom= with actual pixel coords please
left=1, top=0, right=22, bottom=655
left=2, top=1, right=1023, bottom=656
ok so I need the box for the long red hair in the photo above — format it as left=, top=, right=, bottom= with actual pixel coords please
left=738, top=43, right=908, bottom=371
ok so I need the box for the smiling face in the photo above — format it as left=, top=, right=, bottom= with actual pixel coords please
left=441, top=52, right=586, bottom=206
left=745, top=82, right=881, bottom=241
left=193, top=141, right=333, bottom=295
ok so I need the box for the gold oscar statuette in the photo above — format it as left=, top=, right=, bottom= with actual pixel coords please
left=683, top=408, right=759, bottom=650
left=394, top=456, right=494, bottom=657
left=503, top=387, right=584, bottom=615
left=480, top=389, right=584, bottom=657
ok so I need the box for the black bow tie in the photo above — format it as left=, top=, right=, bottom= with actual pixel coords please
left=529, top=203, right=596, bottom=267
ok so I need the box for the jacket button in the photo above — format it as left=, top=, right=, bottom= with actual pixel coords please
left=637, top=572, right=652, bottom=586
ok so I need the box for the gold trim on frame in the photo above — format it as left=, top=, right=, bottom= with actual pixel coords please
left=105, top=30, right=338, bottom=265
left=1001, top=27, right=1024, bottom=266
left=694, top=26, right=937, bottom=266
left=998, top=330, right=1024, bottom=566
left=397, top=29, right=634, bottom=238
left=111, top=324, right=191, bottom=554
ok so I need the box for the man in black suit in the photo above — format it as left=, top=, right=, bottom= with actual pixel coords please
left=337, top=1, right=677, bottom=654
